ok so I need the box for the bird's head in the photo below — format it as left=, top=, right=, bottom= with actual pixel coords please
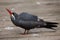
left=6, top=8, right=18, bottom=20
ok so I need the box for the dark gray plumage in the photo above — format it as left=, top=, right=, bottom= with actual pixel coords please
left=6, top=8, right=58, bottom=34
left=11, top=12, right=58, bottom=34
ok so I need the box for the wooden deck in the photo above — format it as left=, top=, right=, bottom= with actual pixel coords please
left=0, top=0, right=60, bottom=40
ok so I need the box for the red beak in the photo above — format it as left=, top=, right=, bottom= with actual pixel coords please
left=6, top=8, right=12, bottom=15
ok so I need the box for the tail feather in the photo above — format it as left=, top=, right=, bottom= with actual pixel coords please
left=45, top=21, right=59, bottom=24
left=37, top=19, right=59, bottom=30
left=45, top=24, right=57, bottom=27
left=45, top=27, right=56, bottom=30
left=38, top=21, right=59, bottom=30
left=44, top=21, right=59, bottom=30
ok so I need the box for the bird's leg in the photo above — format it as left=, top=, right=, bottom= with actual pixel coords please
left=21, top=30, right=26, bottom=35
left=23, top=30, right=29, bottom=34
left=24, top=29, right=26, bottom=34
left=26, top=30, right=29, bottom=34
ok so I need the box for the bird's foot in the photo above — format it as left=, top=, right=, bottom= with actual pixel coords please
left=20, top=32, right=28, bottom=35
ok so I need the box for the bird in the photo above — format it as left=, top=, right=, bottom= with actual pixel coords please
left=6, top=8, right=58, bottom=34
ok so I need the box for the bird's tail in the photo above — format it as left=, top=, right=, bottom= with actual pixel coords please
left=43, top=21, right=59, bottom=30
left=45, top=21, right=59, bottom=24
left=37, top=21, right=59, bottom=30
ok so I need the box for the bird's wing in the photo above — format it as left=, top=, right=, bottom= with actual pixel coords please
left=18, top=20, right=39, bottom=27
left=18, top=12, right=38, bottom=21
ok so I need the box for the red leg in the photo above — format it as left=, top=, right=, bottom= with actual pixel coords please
left=26, top=30, right=29, bottom=34
left=22, top=30, right=29, bottom=35
left=24, top=29, right=26, bottom=34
